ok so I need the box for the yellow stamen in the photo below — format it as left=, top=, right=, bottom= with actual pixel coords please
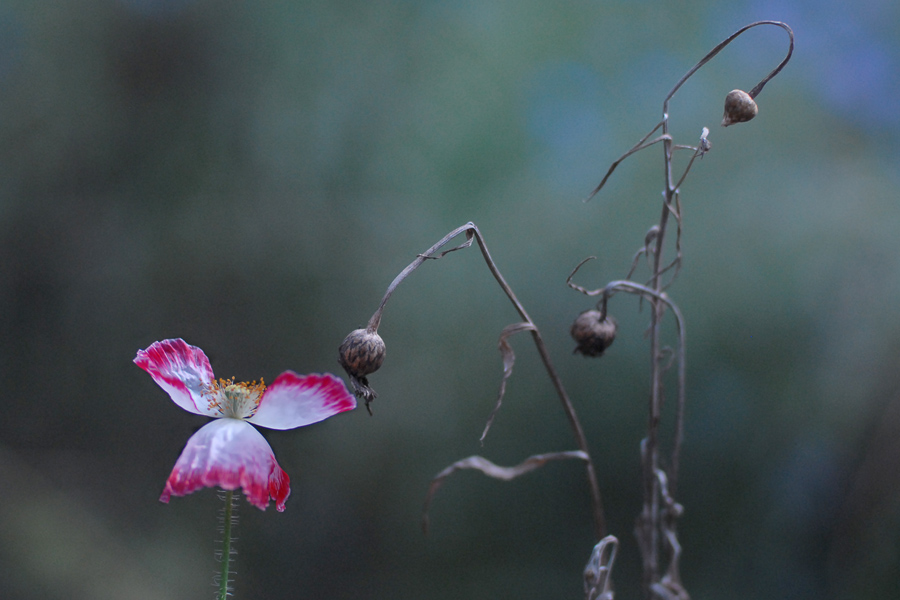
left=203, top=377, right=267, bottom=419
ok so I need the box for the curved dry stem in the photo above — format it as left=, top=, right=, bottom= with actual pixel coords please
left=663, top=20, right=794, bottom=114
left=465, top=224, right=606, bottom=539
left=360, top=222, right=606, bottom=539
left=366, top=223, right=475, bottom=333
left=589, top=22, right=793, bottom=202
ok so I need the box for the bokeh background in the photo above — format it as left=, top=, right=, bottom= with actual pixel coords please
left=1, top=1, right=899, bottom=599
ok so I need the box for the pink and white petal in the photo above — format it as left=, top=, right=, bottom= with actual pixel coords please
left=159, top=419, right=291, bottom=511
left=134, top=339, right=218, bottom=417
left=249, top=371, right=356, bottom=430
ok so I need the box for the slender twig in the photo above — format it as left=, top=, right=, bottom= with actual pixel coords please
left=588, top=125, right=670, bottom=200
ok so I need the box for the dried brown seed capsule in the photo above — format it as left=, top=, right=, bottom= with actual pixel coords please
left=571, top=310, right=617, bottom=357
left=721, top=89, right=758, bottom=127
left=339, top=328, right=385, bottom=378
left=338, top=328, right=386, bottom=413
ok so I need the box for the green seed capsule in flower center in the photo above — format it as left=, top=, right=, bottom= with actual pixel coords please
left=204, top=378, right=266, bottom=419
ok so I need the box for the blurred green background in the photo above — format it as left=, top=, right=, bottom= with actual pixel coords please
left=1, top=1, right=899, bottom=598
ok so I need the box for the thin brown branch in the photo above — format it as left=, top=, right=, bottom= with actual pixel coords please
left=587, top=126, right=671, bottom=200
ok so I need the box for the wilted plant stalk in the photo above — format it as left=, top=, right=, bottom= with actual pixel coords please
left=578, top=20, right=794, bottom=599
left=339, top=223, right=607, bottom=539
left=339, top=20, right=794, bottom=600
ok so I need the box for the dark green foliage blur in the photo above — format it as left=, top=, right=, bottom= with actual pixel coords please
left=1, top=1, right=899, bottom=599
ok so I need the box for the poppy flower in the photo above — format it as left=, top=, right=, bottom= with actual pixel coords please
left=134, top=338, right=356, bottom=511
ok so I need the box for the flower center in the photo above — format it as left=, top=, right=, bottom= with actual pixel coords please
left=203, top=377, right=266, bottom=419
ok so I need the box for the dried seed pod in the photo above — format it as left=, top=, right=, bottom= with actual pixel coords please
left=338, top=328, right=386, bottom=413
left=339, top=328, right=385, bottom=378
left=571, top=310, right=617, bottom=357
left=721, top=89, right=758, bottom=127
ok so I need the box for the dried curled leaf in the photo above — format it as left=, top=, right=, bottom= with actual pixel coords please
left=479, top=322, right=536, bottom=443
left=421, top=450, right=589, bottom=534
left=584, top=535, right=619, bottom=600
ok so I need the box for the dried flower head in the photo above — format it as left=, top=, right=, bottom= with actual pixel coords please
left=571, top=310, right=617, bottom=357
left=721, top=89, right=758, bottom=127
left=338, top=328, right=386, bottom=413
